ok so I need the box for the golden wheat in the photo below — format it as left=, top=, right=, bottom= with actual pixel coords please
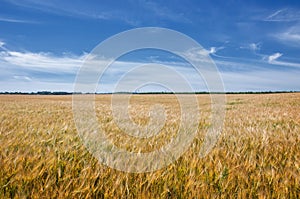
left=0, top=94, right=299, bottom=198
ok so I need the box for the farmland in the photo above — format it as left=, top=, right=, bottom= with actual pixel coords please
left=0, top=93, right=299, bottom=198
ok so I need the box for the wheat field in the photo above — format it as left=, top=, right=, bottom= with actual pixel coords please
left=0, top=93, right=299, bottom=198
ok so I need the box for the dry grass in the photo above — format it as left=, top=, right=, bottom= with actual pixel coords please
left=0, top=93, right=299, bottom=198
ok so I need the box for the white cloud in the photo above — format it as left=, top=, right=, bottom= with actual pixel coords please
left=265, top=8, right=300, bottom=22
left=273, top=25, right=300, bottom=46
left=182, top=48, right=208, bottom=61
left=209, top=47, right=217, bottom=54
left=183, top=46, right=224, bottom=60
left=0, top=16, right=38, bottom=23
left=13, top=75, right=32, bottom=81
left=268, top=52, right=282, bottom=63
left=0, top=45, right=299, bottom=92
left=9, top=1, right=125, bottom=22
left=0, top=48, right=88, bottom=92
left=221, top=69, right=300, bottom=92
left=269, top=59, right=300, bottom=69
left=0, top=47, right=206, bottom=92
left=249, top=43, right=261, bottom=51
left=283, top=31, right=300, bottom=41
left=140, top=1, right=191, bottom=24
left=0, top=81, right=75, bottom=93
left=3, top=0, right=126, bottom=24
left=0, top=41, right=5, bottom=48
left=240, top=43, right=261, bottom=52
left=0, top=50, right=86, bottom=73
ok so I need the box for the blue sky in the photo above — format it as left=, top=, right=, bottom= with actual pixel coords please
left=0, top=0, right=300, bottom=92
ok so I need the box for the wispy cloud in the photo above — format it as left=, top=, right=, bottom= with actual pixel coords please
left=1, top=42, right=299, bottom=92
left=265, top=8, right=300, bottom=22
left=13, top=75, right=32, bottom=81
left=221, top=69, right=300, bottom=91
left=140, top=0, right=191, bottom=24
left=273, top=25, right=300, bottom=46
left=0, top=47, right=205, bottom=92
left=240, top=42, right=263, bottom=57
left=248, top=43, right=261, bottom=52
left=15, top=0, right=142, bottom=26
left=0, top=40, right=5, bottom=48
left=265, top=52, right=300, bottom=69
left=270, top=59, right=300, bottom=69
left=0, top=16, right=37, bottom=23
left=183, top=46, right=225, bottom=60
left=0, top=47, right=87, bottom=92
left=0, top=50, right=86, bottom=73
left=4, top=0, right=191, bottom=26
left=4, top=0, right=119, bottom=22
left=0, top=45, right=91, bottom=91
left=268, top=52, right=282, bottom=63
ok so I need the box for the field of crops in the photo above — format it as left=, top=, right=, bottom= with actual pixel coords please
left=0, top=93, right=299, bottom=198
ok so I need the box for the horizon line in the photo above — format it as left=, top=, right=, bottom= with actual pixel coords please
left=0, top=90, right=299, bottom=95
